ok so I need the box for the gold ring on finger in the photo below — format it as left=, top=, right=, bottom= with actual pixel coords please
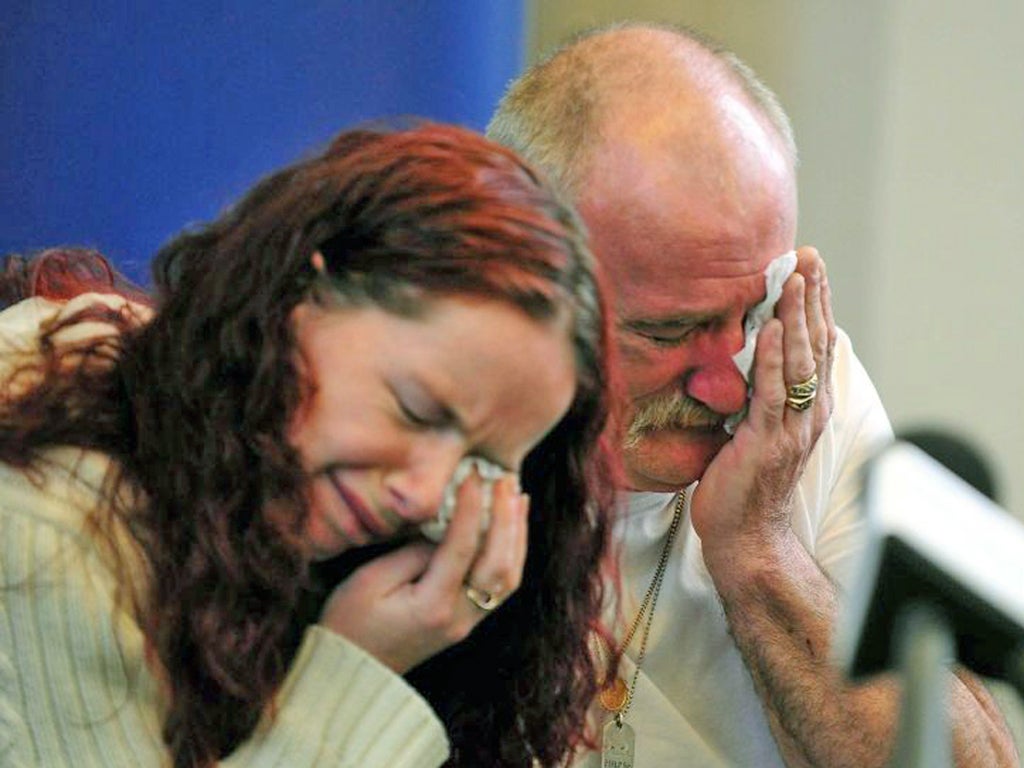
left=785, top=372, right=818, bottom=411
left=465, top=584, right=501, bottom=612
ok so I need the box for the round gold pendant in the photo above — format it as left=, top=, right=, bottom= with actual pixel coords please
left=598, top=675, right=628, bottom=712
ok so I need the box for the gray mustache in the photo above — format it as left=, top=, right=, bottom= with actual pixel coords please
left=625, top=390, right=725, bottom=448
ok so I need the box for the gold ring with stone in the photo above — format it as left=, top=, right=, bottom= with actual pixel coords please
left=465, top=584, right=501, bottom=612
left=785, top=372, right=819, bottom=411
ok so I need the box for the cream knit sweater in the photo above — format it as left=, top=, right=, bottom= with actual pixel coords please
left=0, top=296, right=449, bottom=767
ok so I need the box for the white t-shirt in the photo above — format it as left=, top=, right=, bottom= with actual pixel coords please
left=575, top=330, right=893, bottom=767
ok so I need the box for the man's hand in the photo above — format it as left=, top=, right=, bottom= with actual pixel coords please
left=691, top=246, right=836, bottom=571
left=318, top=472, right=528, bottom=673
left=684, top=245, right=1016, bottom=766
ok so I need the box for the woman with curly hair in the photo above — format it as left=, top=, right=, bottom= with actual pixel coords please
left=0, top=123, right=618, bottom=767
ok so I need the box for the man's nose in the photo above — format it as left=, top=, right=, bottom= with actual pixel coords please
left=683, top=324, right=749, bottom=415
left=685, top=362, right=749, bottom=415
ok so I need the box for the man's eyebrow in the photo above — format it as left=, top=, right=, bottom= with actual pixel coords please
left=620, top=314, right=716, bottom=333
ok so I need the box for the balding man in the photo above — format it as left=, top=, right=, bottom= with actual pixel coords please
left=489, top=22, right=1016, bottom=767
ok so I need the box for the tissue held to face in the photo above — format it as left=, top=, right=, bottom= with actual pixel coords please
left=419, top=455, right=509, bottom=543
left=287, top=293, right=576, bottom=561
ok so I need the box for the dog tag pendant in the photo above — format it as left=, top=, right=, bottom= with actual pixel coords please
left=601, top=718, right=635, bottom=768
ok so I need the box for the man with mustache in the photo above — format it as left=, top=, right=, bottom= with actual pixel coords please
left=489, top=22, right=1016, bottom=767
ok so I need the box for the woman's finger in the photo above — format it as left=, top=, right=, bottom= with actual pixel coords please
left=416, top=468, right=485, bottom=597
left=346, top=541, right=435, bottom=596
left=465, top=474, right=526, bottom=602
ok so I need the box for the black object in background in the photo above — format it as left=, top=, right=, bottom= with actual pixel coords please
left=898, top=426, right=1000, bottom=502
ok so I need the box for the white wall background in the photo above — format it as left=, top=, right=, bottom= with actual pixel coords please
left=531, top=0, right=1024, bottom=519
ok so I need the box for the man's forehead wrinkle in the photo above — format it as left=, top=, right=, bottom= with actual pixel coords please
left=613, top=238, right=771, bottom=279
left=593, top=187, right=748, bottom=259
left=617, top=274, right=753, bottom=315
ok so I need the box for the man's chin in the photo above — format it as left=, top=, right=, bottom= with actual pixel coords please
left=622, top=427, right=728, bottom=492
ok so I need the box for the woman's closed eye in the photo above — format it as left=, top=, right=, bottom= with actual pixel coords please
left=398, top=398, right=441, bottom=428
left=393, top=383, right=455, bottom=430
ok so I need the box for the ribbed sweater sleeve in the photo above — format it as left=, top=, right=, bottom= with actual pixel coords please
left=228, top=627, right=449, bottom=768
left=0, top=456, right=449, bottom=767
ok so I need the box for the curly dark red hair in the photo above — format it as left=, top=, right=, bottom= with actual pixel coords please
left=0, top=123, right=619, bottom=767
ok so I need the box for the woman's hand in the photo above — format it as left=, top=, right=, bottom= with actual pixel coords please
left=317, top=471, right=529, bottom=673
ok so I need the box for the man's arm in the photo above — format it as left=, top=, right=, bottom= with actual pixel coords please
left=692, top=248, right=1017, bottom=767
left=706, top=530, right=1017, bottom=768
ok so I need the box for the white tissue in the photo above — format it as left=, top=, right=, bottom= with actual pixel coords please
left=419, top=456, right=511, bottom=542
left=723, top=250, right=797, bottom=434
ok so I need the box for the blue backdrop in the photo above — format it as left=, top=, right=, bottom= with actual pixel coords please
left=1, top=1, right=525, bottom=284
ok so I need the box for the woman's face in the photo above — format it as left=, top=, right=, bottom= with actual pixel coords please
left=288, top=292, right=578, bottom=561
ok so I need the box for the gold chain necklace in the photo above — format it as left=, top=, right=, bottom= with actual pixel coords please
left=597, top=489, right=687, bottom=767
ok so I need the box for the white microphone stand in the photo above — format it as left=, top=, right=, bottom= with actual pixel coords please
left=888, top=602, right=954, bottom=768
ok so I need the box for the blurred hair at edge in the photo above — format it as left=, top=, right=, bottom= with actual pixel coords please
left=0, top=122, right=620, bottom=767
left=0, top=246, right=151, bottom=310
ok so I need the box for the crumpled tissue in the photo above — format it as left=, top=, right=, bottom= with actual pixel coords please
left=724, top=250, right=797, bottom=434
left=419, top=456, right=511, bottom=542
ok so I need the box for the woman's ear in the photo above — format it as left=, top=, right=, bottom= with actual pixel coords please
left=290, top=300, right=314, bottom=331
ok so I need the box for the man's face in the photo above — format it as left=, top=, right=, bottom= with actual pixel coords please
left=578, top=109, right=797, bottom=491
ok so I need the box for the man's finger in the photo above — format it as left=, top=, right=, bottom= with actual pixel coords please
left=748, top=318, right=786, bottom=430
left=777, top=273, right=817, bottom=393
